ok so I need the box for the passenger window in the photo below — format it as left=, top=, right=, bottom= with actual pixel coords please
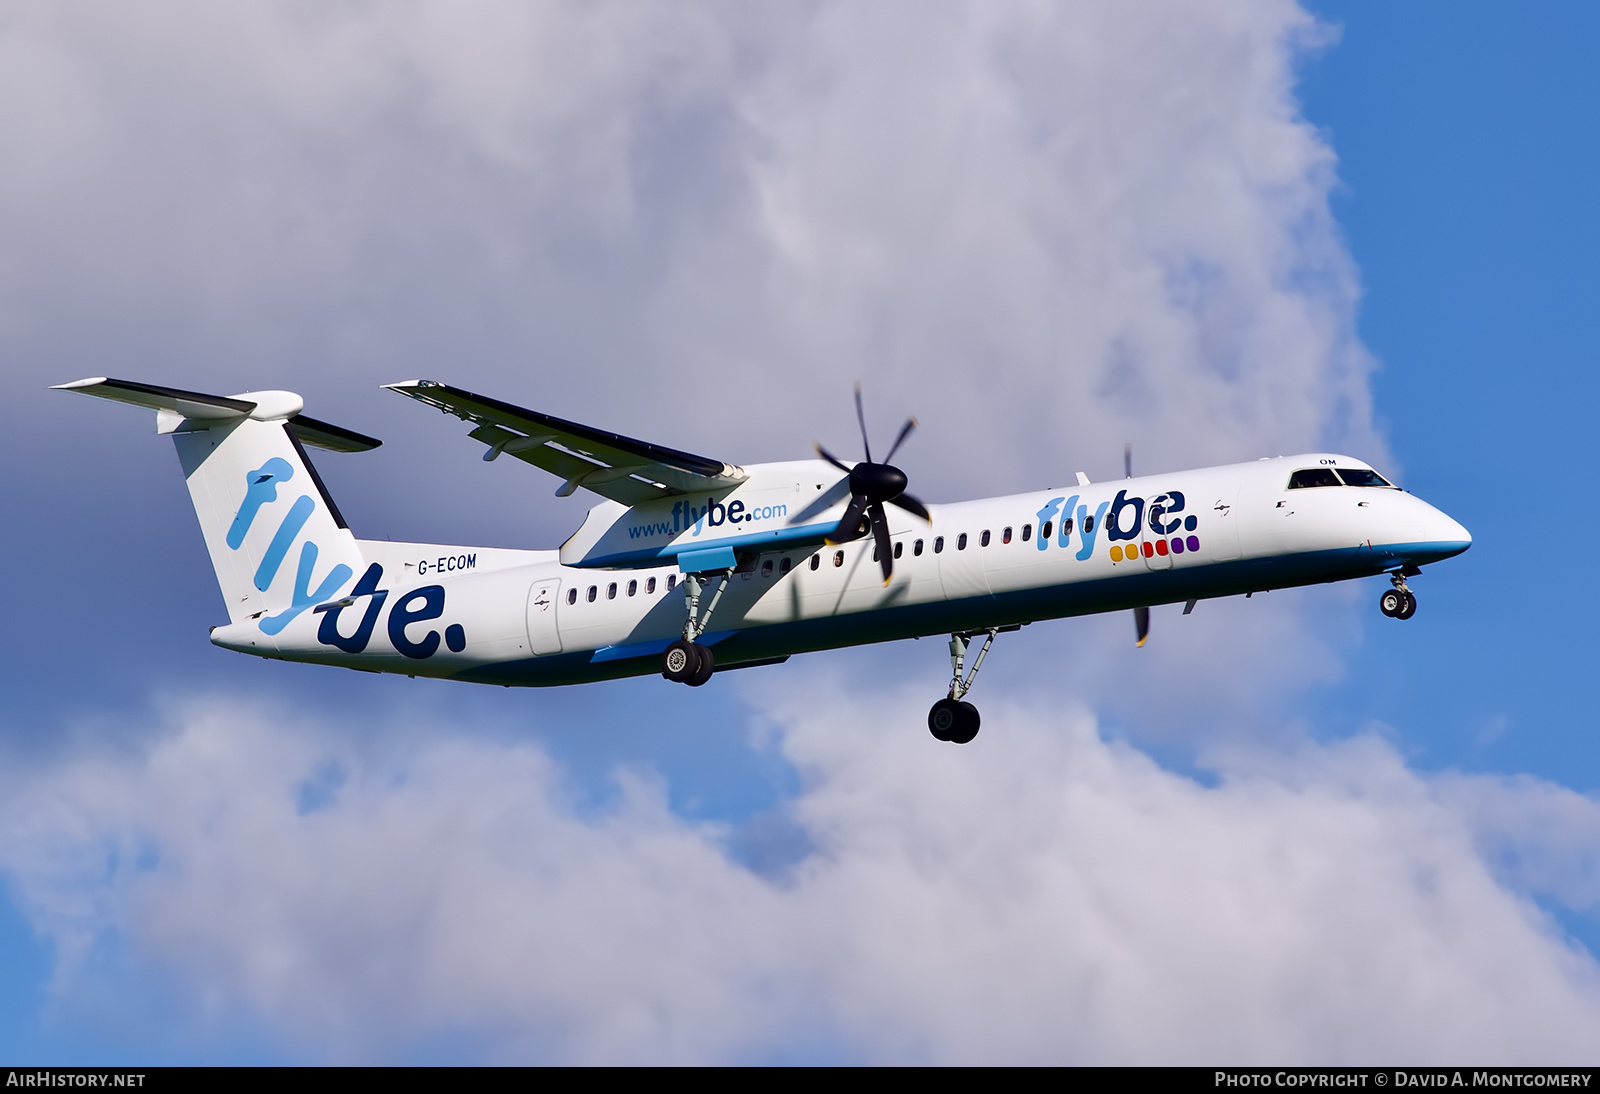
left=1002, top=527, right=1012, bottom=544
left=761, top=559, right=773, bottom=576
left=934, top=536, right=945, bottom=554
left=647, top=576, right=657, bottom=594
left=980, top=530, right=991, bottom=547
left=779, top=557, right=792, bottom=574
left=607, top=582, right=617, bottom=600
left=1083, top=515, right=1094, bottom=533
left=1335, top=468, right=1393, bottom=488
left=914, top=539, right=924, bottom=556
left=1063, top=517, right=1073, bottom=535
left=958, top=533, right=968, bottom=550
left=627, top=579, right=637, bottom=596
left=667, top=574, right=676, bottom=591
left=833, top=550, right=844, bottom=567
left=587, top=585, right=597, bottom=603
left=893, top=542, right=903, bottom=559
left=1021, top=524, right=1032, bottom=542
left=1042, top=520, right=1053, bottom=540
left=811, top=555, right=820, bottom=571
left=1288, top=468, right=1341, bottom=489
left=567, top=588, right=577, bottom=606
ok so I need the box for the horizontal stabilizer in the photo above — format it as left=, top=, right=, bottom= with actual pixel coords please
left=385, top=379, right=744, bottom=503
left=285, top=415, right=383, bottom=453
left=53, top=377, right=381, bottom=452
left=53, top=376, right=255, bottom=419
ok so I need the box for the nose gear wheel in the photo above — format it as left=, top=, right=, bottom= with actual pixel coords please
left=1380, top=570, right=1418, bottom=620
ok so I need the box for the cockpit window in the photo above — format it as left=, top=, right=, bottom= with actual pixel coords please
left=1335, top=468, right=1393, bottom=488
left=1287, top=468, right=1342, bottom=489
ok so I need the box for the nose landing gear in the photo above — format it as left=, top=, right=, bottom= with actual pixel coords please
left=1379, top=568, right=1419, bottom=620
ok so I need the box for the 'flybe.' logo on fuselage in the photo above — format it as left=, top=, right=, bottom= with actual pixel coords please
left=1034, top=489, right=1201, bottom=561
left=627, top=497, right=790, bottom=541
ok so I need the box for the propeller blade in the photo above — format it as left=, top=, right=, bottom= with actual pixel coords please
left=883, top=417, right=918, bottom=464
left=854, top=382, right=872, bottom=463
left=1134, top=605, right=1150, bottom=647
left=1125, top=442, right=1133, bottom=479
left=888, top=492, right=931, bottom=523
left=869, top=505, right=894, bottom=585
left=827, top=493, right=872, bottom=544
left=814, top=442, right=853, bottom=474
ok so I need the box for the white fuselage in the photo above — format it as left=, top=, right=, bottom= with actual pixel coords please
left=210, top=453, right=1471, bottom=686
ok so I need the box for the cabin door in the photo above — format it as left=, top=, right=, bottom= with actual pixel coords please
left=525, top=579, right=564, bottom=655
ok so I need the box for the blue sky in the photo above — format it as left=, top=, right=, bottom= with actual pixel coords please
left=2, top=1, right=1599, bottom=1064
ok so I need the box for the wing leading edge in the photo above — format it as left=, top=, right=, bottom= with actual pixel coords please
left=384, top=380, right=746, bottom=504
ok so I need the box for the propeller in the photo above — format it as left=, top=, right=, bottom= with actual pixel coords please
left=816, top=384, right=930, bottom=585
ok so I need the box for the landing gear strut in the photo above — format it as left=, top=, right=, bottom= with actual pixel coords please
left=928, top=629, right=997, bottom=744
left=1379, top=568, right=1419, bottom=620
left=662, top=567, right=733, bottom=686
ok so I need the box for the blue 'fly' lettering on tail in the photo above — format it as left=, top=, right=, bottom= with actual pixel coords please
left=254, top=494, right=315, bottom=591
left=228, top=458, right=295, bottom=549
left=260, top=540, right=354, bottom=635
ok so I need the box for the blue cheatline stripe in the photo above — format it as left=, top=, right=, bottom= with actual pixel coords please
left=254, top=494, right=315, bottom=591
left=590, top=631, right=735, bottom=663
left=575, top=521, right=841, bottom=569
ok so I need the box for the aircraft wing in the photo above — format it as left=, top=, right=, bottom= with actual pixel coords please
left=384, top=380, right=746, bottom=504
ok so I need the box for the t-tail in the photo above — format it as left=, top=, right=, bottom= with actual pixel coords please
left=53, top=378, right=379, bottom=634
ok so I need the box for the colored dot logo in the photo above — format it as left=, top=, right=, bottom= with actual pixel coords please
left=1111, top=536, right=1201, bottom=561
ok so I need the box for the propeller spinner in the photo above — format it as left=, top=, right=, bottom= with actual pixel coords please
left=815, top=384, right=930, bottom=586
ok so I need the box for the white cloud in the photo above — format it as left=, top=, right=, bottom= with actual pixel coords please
left=2, top=690, right=1597, bottom=1064
left=2, top=0, right=1379, bottom=499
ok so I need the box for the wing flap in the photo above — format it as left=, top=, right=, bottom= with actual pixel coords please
left=386, top=380, right=746, bottom=502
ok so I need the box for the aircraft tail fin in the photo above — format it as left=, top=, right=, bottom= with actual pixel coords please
left=54, top=378, right=379, bottom=631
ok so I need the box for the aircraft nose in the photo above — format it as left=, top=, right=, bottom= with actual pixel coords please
left=1416, top=502, right=1471, bottom=562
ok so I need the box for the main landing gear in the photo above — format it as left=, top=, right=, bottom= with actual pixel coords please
left=928, top=628, right=999, bottom=745
left=662, top=567, right=734, bottom=686
left=1379, top=566, right=1420, bottom=620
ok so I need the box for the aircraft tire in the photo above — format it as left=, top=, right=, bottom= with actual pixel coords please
left=1396, top=591, right=1417, bottom=620
left=1380, top=589, right=1403, bottom=617
left=662, top=639, right=701, bottom=683
left=929, top=698, right=980, bottom=743
left=948, top=701, right=981, bottom=745
left=685, top=643, right=716, bottom=686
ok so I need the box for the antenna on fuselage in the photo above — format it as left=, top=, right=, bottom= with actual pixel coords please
left=1124, top=443, right=1133, bottom=479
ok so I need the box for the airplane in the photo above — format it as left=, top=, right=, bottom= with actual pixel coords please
left=54, top=376, right=1471, bottom=745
